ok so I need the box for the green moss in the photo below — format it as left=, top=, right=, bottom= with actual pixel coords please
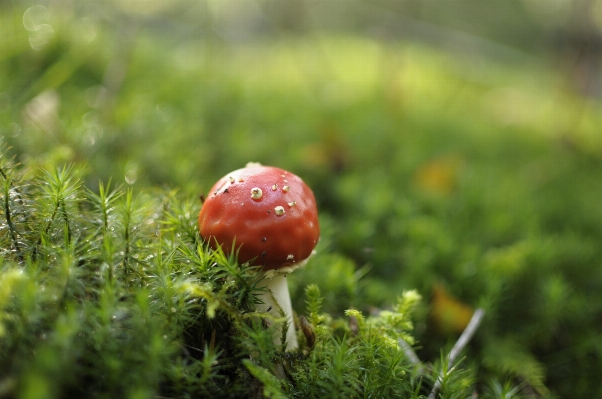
left=0, top=159, right=486, bottom=398
left=3, top=6, right=602, bottom=395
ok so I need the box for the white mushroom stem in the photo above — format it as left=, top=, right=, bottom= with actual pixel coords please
left=254, top=253, right=315, bottom=351
left=255, top=273, right=298, bottom=350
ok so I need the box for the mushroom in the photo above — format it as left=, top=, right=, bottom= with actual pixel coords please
left=198, top=162, right=320, bottom=350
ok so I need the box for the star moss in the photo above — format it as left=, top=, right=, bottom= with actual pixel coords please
left=0, top=149, right=502, bottom=399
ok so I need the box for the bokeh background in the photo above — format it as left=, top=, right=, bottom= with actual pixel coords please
left=2, top=0, right=602, bottom=397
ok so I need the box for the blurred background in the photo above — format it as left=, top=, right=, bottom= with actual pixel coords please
left=2, top=0, right=602, bottom=397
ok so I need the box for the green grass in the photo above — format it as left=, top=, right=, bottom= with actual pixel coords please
left=2, top=5, right=602, bottom=397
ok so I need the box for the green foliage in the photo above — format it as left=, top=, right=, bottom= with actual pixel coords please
left=288, top=286, right=422, bottom=399
left=3, top=4, right=602, bottom=396
left=1, top=159, right=486, bottom=398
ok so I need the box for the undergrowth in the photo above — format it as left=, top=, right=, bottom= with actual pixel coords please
left=0, top=147, right=520, bottom=398
left=3, top=4, right=602, bottom=395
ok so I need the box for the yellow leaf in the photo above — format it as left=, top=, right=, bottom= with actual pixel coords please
left=430, top=283, right=474, bottom=335
left=413, top=154, right=464, bottom=196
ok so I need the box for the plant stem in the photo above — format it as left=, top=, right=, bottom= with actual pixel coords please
left=428, top=308, right=485, bottom=399
left=398, top=338, right=425, bottom=374
left=3, top=177, right=23, bottom=258
left=33, top=201, right=59, bottom=261
left=448, top=308, right=485, bottom=367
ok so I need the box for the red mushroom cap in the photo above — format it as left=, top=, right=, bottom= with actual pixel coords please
left=198, top=164, right=320, bottom=270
